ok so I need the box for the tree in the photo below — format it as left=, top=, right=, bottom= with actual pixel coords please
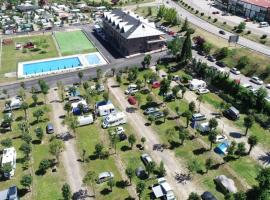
left=62, top=183, right=71, bottom=200
left=181, top=17, right=189, bottom=32
left=244, top=115, right=254, bottom=136
left=237, top=22, right=246, bottom=32
left=65, top=116, right=78, bottom=135
left=20, top=142, right=32, bottom=159
left=248, top=135, right=258, bottom=155
left=32, top=94, right=38, bottom=106
left=163, top=108, right=169, bottom=122
left=180, top=31, right=192, bottom=63
left=136, top=181, right=146, bottom=200
left=179, top=128, right=189, bottom=145
left=208, top=131, right=217, bottom=150
left=116, top=73, right=122, bottom=84
left=103, top=92, right=109, bottom=102
left=33, top=109, right=44, bottom=123
left=188, top=101, right=196, bottom=113
left=125, top=167, right=134, bottom=185
left=172, top=85, right=180, bottom=98
left=160, top=79, right=171, bottom=96
left=3, top=115, right=12, bottom=131
left=205, top=158, right=213, bottom=173
left=128, top=134, right=136, bottom=149
left=234, top=192, right=247, bottom=200
left=187, top=192, right=200, bottom=200
left=157, top=161, right=166, bottom=177
left=20, top=174, right=32, bottom=191
left=107, top=178, right=115, bottom=192
left=1, top=163, right=12, bottom=177
left=38, top=159, right=52, bottom=174
left=236, top=142, right=246, bottom=157
left=110, top=134, right=119, bottom=154
left=49, top=139, right=64, bottom=165
left=64, top=102, right=72, bottom=116
left=227, top=141, right=236, bottom=159
left=38, top=80, right=49, bottom=103
left=1, top=138, right=12, bottom=148
left=143, top=73, right=149, bottom=86
left=22, top=133, right=32, bottom=144
left=209, top=118, right=218, bottom=131
left=146, top=161, right=156, bottom=177
left=148, top=115, right=155, bottom=125
left=143, top=54, right=152, bottom=68
left=83, top=171, right=97, bottom=196
left=182, top=110, right=192, bottom=128
left=21, top=102, right=29, bottom=121
left=181, top=87, right=187, bottom=99
left=256, top=167, right=270, bottom=191
left=77, top=103, right=84, bottom=116
left=135, top=94, right=142, bottom=107
left=141, top=137, right=146, bottom=148
left=78, top=71, right=84, bottom=84
left=94, top=143, right=104, bottom=159
left=35, top=127, right=44, bottom=143
left=167, top=37, right=183, bottom=56
left=236, top=56, right=249, bottom=70
left=96, top=68, right=102, bottom=80
left=146, top=94, right=154, bottom=104
left=196, top=95, right=204, bottom=112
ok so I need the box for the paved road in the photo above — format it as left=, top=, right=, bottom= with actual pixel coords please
left=107, top=78, right=204, bottom=199
left=0, top=51, right=166, bottom=96
left=164, top=0, right=270, bottom=56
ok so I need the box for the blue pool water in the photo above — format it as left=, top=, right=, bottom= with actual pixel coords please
left=23, top=57, right=81, bottom=75
left=85, top=54, right=101, bottom=65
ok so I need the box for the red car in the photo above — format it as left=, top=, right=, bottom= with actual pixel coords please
left=128, top=96, right=137, bottom=105
left=152, top=81, right=161, bottom=89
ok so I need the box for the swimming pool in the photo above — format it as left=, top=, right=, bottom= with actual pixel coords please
left=23, top=57, right=82, bottom=75
left=85, top=54, right=102, bottom=65
left=18, top=52, right=107, bottom=78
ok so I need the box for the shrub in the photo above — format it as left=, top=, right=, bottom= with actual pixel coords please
left=208, top=16, right=211, bottom=20
left=195, top=10, right=199, bottom=14
left=247, top=30, right=251, bottom=34
left=38, top=159, right=52, bottom=174
left=191, top=8, right=194, bottom=11
left=260, top=40, right=266, bottom=44
left=213, top=18, right=218, bottom=23
left=200, top=12, right=204, bottom=16
left=22, top=48, right=27, bottom=53
left=223, top=21, right=227, bottom=25
left=261, top=34, right=267, bottom=39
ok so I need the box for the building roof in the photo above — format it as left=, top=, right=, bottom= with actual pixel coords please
left=103, top=9, right=164, bottom=39
left=242, top=0, right=270, bottom=8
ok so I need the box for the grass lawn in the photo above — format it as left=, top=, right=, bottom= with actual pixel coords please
left=0, top=93, right=65, bottom=200
left=54, top=31, right=96, bottom=56
left=1, top=35, right=58, bottom=77
left=201, top=93, right=224, bottom=110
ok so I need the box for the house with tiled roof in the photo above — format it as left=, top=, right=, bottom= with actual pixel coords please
left=102, top=9, right=166, bottom=56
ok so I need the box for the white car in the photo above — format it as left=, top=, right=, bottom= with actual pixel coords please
left=97, top=172, right=114, bottom=183
left=116, top=126, right=125, bottom=134
left=230, top=68, right=240, bottom=75
left=242, top=83, right=252, bottom=89
left=215, top=134, right=228, bottom=143
left=250, top=76, right=263, bottom=85
left=141, top=154, right=152, bottom=165
left=266, top=84, right=270, bottom=89
left=124, top=88, right=138, bottom=95
left=196, top=88, right=209, bottom=94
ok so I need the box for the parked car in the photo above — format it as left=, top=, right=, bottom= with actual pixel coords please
left=141, top=153, right=153, bottom=165
left=128, top=96, right=137, bottom=105
left=230, top=68, right=240, bottom=75
left=198, top=51, right=206, bottom=56
left=97, top=172, right=114, bottom=183
left=192, top=113, right=206, bottom=122
left=207, top=55, right=216, bottom=62
left=150, top=111, right=164, bottom=120
left=201, top=191, right=217, bottom=200
left=242, top=83, right=252, bottom=89
left=144, top=107, right=160, bottom=115
left=219, top=30, right=226, bottom=35
left=172, top=75, right=180, bottom=81
left=118, top=132, right=127, bottom=141
left=266, top=84, right=270, bottom=89
left=223, top=106, right=240, bottom=120
left=152, top=81, right=161, bottom=89
left=216, top=61, right=226, bottom=68
left=125, top=88, right=139, bottom=95
left=135, top=166, right=147, bottom=179
left=215, top=134, right=228, bottom=143
left=164, top=93, right=176, bottom=101
left=196, top=88, right=210, bottom=94
left=250, top=76, right=263, bottom=85
left=46, top=123, right=54, bottom=134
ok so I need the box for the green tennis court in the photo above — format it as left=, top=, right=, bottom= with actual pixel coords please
left=54, top=31, right=96, bottom=55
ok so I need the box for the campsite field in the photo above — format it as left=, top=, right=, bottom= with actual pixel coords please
left=54, top=31, right=96, bottom=55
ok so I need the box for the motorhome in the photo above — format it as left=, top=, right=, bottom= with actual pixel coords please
left=189, top=79, right=206, bottom=91
left=152, top=177, right=176, bottom=200
left=1, top=147, right=16, bottom=178
left=4, top=98, right=21, bottom=111
left=102, top=112, right=127, bottom=128
left=77, top=115, right=94, bottom=126
left=98, top=103, right=115, bottom=116
left=196, top=122, right=210, bottom=133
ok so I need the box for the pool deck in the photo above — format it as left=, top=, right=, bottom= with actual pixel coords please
left=17, top=52, right=107, bottom=79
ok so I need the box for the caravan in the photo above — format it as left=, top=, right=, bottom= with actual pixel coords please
left=97, top=103, right=116, bottom=116
left=77, top=115, right=94, bottom=126
left=189, top=79, right=206, bottom=91
left=1, top=147, right=16, bottom=178
left=4, top=98, right=22, bottom=111
left=102, top=112, right=127, bottom=128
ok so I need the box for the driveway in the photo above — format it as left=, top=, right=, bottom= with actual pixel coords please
left=48, top=88, right=87, bottom=194
left=107, top=78, right=204, bottom=199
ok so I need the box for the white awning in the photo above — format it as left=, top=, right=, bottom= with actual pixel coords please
left=152, top=185, right=164, bottom=198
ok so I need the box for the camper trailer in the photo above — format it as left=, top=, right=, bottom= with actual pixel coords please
left=189, top=79, right=206, bottom=91
left=4, top=98, right=22, bottom=111
left=1, top=147, right=16, bottom=178
left=197, top=122, right=210, bottom=133
left=77, top=115, right=94, bottom=126
left=98, top=103, right=115, bottom=116
left=102, top=112, right=127, bottom=128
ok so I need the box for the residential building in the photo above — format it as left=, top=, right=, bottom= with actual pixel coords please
left=102, top=9, right=166, bottom=56
left=214, top=0, right=270, bottom=22
left=0, top=186, right=18, bottom=200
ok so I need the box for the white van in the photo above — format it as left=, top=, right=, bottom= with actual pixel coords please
left=259, top=22, right=269, bottom=27
left=189, top=79, right=206, bottom=91
left=77, top=115, right=93, bottom=126
left=102, top=112, right=127, bottom=128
